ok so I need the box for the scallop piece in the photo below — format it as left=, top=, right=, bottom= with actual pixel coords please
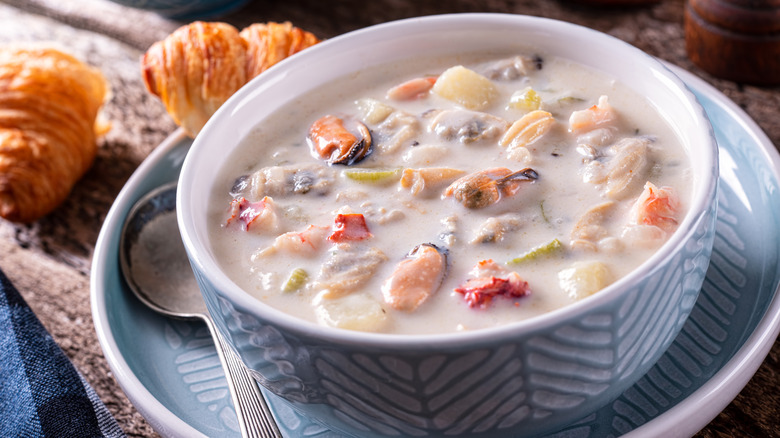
left=570, top=201, right=616, bottom=251
left=308, top=114, right=372, bottom=165
left=621, top=224, right=667, bottom=249
left=315, top=244, right=388, bottom=299
left=428, top=109, right=509, bottom=144
left=382, top=243, right=447, bottom=312
left=470, top=213, right=524, bottom=244
left=242, top=163, right=336, bottom=199
left=577, top=127, right=616, bottom=149
left=581, top=159, right=607, bottom=184
left=360, top=202, right=406, bottom=225
left=507, top=146, right=534, bottom=164
left=439, top=215, right=458, bottom=246
left=604, top=136, right=652, bottom=199
left=374, top=110, right=420, bottom=154
left=481, top=55, right=543, bottom=81
left=576, top=143, right=601, bottom=161
left=402, top=144, right=448, bottom=166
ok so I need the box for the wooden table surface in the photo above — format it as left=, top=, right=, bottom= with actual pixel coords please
left=1, top=0, right=778, bottom=436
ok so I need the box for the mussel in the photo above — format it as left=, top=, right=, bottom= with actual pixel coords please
left=381, top=243, right=448, bottom=312
left=443, top=167, right=538, bottom=209
left=307, top=115, right=372, bottom=165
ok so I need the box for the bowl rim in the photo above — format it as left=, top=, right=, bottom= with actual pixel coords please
left=178, top=12, right=718, bottom=348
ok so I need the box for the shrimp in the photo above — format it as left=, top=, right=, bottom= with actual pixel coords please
left=382, top=243, right=447, bottom=312
left=386, top=76, right=437, bottom=100
left=400, top=167, right=466, bottom=196
left=619, top=182, right=680, bottom=249
left=568, top=95, right=616, bottom=135
left=442, top=167, right=538, bottom=209
left=628, top=182, right=680, bottom=233
left=254, top=224, right=330, bottom=258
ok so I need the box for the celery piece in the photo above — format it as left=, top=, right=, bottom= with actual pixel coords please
left=507, top=238, right=563, bottom=265
left=344, top=168, right=402, bottom=184
left=508, top=87, right=542, bottom=112
left=282, top=268, right=308, bottom=293
left=557, top=96, right=585, bottom=105
left=540, top=200, right=550, bottom=223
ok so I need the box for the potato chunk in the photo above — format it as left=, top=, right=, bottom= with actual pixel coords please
left=314, top=292, right=389, bottom=332
left=432, top=66, right=498, bottom=110
left=558, top=261, right=612, bottom=300
left=356, top=98, right=395, bottom=124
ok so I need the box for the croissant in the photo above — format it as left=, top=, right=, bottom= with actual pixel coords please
left=142, top=21, right=320, bottom=138
left=241, top=22, right=320, bottom=79
left=0, top=47, right=109, bottom=223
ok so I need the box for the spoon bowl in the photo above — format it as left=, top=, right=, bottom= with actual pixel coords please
left=118, top=182, right=282, bottom=438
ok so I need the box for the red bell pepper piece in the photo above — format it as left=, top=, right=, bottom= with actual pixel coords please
left=455, top=272, right=530, bottom=308
left=328, top=213, right=372, bottom=242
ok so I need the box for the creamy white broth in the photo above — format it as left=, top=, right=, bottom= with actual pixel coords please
left=207, top=51, right=691, bottom=335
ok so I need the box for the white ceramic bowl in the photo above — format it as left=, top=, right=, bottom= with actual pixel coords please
left=178, top=13, right=718, bottom=437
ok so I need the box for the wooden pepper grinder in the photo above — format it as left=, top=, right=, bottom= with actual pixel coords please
left=685, top=0, right=780, bottom=85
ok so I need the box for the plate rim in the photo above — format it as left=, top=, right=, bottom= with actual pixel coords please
left=90, top=129, right=207, bottom=438
left=622, top=65, right=780, bottom=437
left=90, top=66, right=780, bottom=437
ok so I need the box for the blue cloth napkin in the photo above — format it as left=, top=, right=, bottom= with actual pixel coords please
left=0, top=267, right=125, bottom=437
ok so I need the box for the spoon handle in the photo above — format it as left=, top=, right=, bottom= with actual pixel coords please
left=208, top=319, right=283, bottom=438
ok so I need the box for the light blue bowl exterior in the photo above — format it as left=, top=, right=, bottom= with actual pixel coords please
left=194, top=204, right=716, bottom=437
left=179, top=14, right=719, bottom=437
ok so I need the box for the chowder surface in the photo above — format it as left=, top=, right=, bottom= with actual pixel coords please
left=207, top=51, right=691, bottom=335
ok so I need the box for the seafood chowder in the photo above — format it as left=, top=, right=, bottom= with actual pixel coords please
left=208, top=52, right=691, bottom=335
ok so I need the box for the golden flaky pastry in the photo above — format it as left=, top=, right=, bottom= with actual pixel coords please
left=0, top=47, right=109, bottom=223
left=141, top=21, right=319, bottom=137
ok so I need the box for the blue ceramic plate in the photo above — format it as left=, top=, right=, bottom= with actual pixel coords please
left=91, top=66, right=780, bottom=438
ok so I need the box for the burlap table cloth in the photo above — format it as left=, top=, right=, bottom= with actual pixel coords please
left=0, top=0, right=777, bottom=436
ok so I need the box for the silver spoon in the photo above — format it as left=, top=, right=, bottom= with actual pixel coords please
left=119, top=182, right=282, bottom=438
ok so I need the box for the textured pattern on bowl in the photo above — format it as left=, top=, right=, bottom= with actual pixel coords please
left=196, top=208, right=715, bottom=436
left=178, top=14, right=719, bottom=437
